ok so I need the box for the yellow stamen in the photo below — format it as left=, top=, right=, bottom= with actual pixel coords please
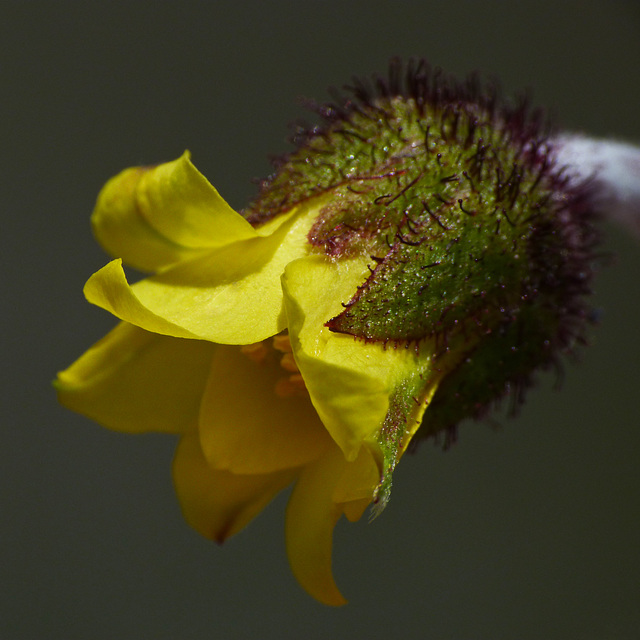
left=280, top=352, right=300, bottom=373
left=241, top=333, right=307, bottom=399
left=240, top=341, right=268, bottom=364
left=274, top=374, right=307, bottom=398
left=272, top=334, right=293, bottom=353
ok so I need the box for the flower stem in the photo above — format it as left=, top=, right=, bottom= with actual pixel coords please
left=553, top=134, right=640, bottom=238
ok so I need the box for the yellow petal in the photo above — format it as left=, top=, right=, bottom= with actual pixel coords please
left=199, top=344, right=333, bottom=474
left=84, top=202, right=321, bottom=344
left=55, top=322, right=215, bottom=434
left=282, top=256, right=390, bottom=458
left=333, top=444, right=379, bottom=523
left=91, top=152, right=257, bottom=272
left=173, top=433, right=296, bottom=543
left=283, top=254, right=445, bottom=461
left=285, top=445, right=380, bottom=604
left=285, top=448, right=348, bottom=606
left=341, top=498, right=370, bottom=523
left=332, top=443, right=380, bottom=505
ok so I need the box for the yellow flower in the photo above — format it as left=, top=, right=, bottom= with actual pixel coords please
left=56, top=60, right=600, bottom=606
left=56, top=152, right=445, bottom=605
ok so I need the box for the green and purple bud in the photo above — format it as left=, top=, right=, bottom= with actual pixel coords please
left=245, top=58, right=602, bottom=460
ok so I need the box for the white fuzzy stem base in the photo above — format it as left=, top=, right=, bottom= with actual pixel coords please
left=553, top=135, right=640, bottom=239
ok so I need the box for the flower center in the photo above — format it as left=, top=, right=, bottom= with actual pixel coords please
left=240, top=333, right=308, bottom=398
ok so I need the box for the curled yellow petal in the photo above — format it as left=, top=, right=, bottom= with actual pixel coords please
left=285, top=444, right=379, bottom=606
left=91, top=152, right=257, bottom=272
left=55, top=322, right=215, bottom=434
left=285, top=448, right=348, bottom=607
left=282, top=256, right=391, bottom=459
left=84, top=202, right=321, bottom=344
left=173, top=433, right=296, bottom=543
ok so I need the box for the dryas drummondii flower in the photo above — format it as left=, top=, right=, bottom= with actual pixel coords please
left=56, top=58, right=637, bottom=605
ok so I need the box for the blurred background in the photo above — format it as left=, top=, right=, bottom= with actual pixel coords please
left=2, top=1, right=639, bottom=638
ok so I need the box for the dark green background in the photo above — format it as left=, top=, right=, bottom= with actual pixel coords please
left=3, top=1, right=639, bottom=638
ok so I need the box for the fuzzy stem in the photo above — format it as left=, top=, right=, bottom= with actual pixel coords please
left=553, top=134, right=640, bottom=238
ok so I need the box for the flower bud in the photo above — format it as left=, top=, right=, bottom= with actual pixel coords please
left=56, top=58, right=605, bottom=605
left=247, top=57, right=600, bottom=485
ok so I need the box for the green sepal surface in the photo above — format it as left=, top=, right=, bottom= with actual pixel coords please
left=326, top=208, right=531, bottom=343
left=421, top=303, right=560, bottom=437
left=373, top=373, right=427, bottom=515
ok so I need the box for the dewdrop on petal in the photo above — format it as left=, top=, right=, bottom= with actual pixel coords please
left=57, top=58, right=632, bottom=605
